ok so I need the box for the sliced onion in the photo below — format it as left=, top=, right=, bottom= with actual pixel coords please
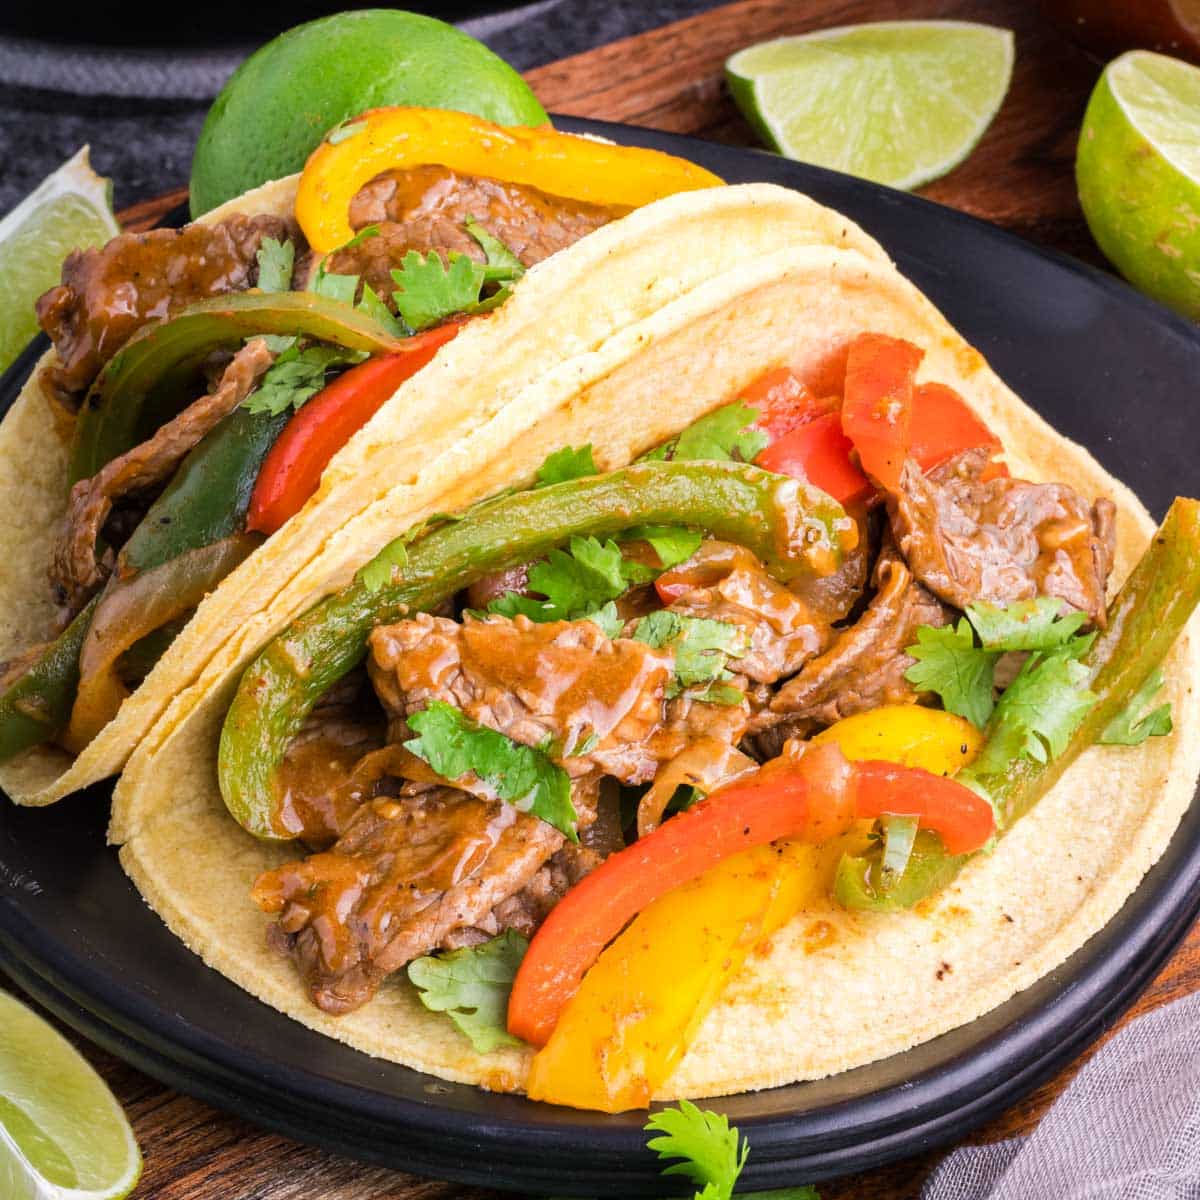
left=637, top=736, right=757, bottom=838
left=66, top=533, right=260, bottom=750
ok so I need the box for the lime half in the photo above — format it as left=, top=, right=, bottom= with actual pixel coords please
left=0, top=991, right=141, bottom=1200
left=190, top=9, right=548, bottom=216
left=726, top=20, right=1014, bottom=190
left=1077, top=50, right=1200, bottom=319
left=0, top=147, right=118, bottom=375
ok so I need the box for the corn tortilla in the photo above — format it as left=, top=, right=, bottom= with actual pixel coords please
left=113, top=241, right=1200, bottom=1098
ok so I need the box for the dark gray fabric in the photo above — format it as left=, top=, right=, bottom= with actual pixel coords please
left=922, top=990, right=1200, bottom=1199
left=0, top=0, right=727, bottom=216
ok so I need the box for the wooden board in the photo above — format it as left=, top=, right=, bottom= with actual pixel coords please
left=13, top=2, right=1198, bottom=1197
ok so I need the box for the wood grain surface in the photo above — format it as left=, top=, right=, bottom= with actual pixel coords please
left=9, top=1, right=1196, bottom=1197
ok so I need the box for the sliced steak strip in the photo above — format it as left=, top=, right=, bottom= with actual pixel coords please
left=888, top=448, right=1116, bottom=626
left=253, top=784, right=572, bottom=1014
left=36, top=214, right=292, bottom=406
left=327, top=165, right=626, bottom=305
left=767, top=539, right=951, bottom=727
left=49, top=339, right=275, bottom=618
left=369, top=612, right=682, bottom=784
left=661, top=540, right=831, bottom=683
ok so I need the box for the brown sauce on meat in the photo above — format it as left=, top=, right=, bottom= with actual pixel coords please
left=327, top=165, right=628, bottom=306
left=275, top=719, right=385, bottom=844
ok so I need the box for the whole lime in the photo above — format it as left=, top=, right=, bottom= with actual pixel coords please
left=190, top=9, right=548, bottom=217
left=1077, top=50, right=1200, bottom=320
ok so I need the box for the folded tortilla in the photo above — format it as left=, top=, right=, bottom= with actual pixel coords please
left=111, top=231, right=1200, bottom=1100
left=0, top=177, right=884, bottom=805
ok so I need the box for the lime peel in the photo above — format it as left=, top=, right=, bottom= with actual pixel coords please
left=1077, top=49, right=1200, bottom=319
left=726, top=20, right=1014, bottom=191
left=0, top=147, right=119, bottom=374
left=0, top=991, right=142, bottom=1200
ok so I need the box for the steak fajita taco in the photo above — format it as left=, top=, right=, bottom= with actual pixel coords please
left=111, top=212, right=1200, bottom=1112
left=0, top=107, right=888, bottom=806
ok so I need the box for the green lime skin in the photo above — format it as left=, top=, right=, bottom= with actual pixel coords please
left=1077, top=65, right=1200, bottom=320
left=190, top=9, right=548, bottom=217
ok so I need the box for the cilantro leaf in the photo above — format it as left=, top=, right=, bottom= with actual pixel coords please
left=392, top=250, right=486, bottom=331
left=359, top=538, right=409, bottom=593
left=489, top=536, right=651, bottom=626
left=621, top=525, right=703, bottom=570
left=255, top=237, right=294, bottom=292
left=644, top=403, right=768, bottom=464
left=309, top=270, right=360, bottom=305
left=633, top=611, right=746, bottom=695
left=905, top=619, right=998, bottom=728
left=465, top=217, right=525, bottom=284
left=966, top=597, right=1088, bottom=651
left=1100, top=668, right=1173, bottom=746
left=407, top=930, right=527, bottom=1054
left=536, top=444, right=597, bottom=487
left=242, top=344, right=368, bottom=416
left=356, top=280, right=406, bottom=336
left=405, top=700, right=578, bottom=839
left=645, top=1101, right=748, bottom=1200
left=978, top=647, right=1098, bottom=769
left=586, top=600, right=624, bottom=639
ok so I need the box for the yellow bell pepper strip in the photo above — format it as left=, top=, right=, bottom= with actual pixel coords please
left=507, top=745, right=994, bottom=1047
left=525, top=710, right=987, bottom=1110
left=526, top=840, right=820, bottom=1112
left=812, top=704, right=983, bottom=775
left=296, top=106, right=725, bottom=253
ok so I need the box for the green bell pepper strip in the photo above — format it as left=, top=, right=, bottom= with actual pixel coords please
left=70, top=292, right=405, bottom=484
left=118, top=406, right=289, bottom=575
left=219, top=460, right=852, bottom=839
left=0, top=597, right=99, bottom=764
left=838, top=496, right=1200, bottom=912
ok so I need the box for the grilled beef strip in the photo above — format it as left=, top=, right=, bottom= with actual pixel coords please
left=660, top=540, right=832, bottom=684
left=368, top=610, right=747, bottom=785
left=254, top=782, right=587, bottom=1014
left=764, top=537, right=951, bottom=729
left=49, top=339, right=276, bottom=619
left=325, top=165, right=627, bottom=304
left=36, top=214, right=294, bottom=408
left=888, top=448, right=1117, bottom=626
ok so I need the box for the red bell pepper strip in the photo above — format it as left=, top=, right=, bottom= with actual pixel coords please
left=742, top=366, right=838, bottom=439
left=756, top=412, right=872, bottom=505
left=507, top=749, right=994, bottom=1046
left=908, top=382, right=1003, bottom=473
left=246, top=321, right=462, bottom=535
left=840, top=333, right=923, bottom=492
left=754, top=373, right=1003, bottom=505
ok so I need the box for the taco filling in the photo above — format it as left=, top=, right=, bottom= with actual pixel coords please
left=218, top=328, right=1197, bottom=1111
left=0, top=108, right=710, bottom=771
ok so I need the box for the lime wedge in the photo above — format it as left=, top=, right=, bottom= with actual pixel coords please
left=0, top=990, right=141, bottom=1200
left=726, top=21, right=1014, bottom=190
left=1077, top=50, right=1200, bottom=319
left=0, top=147, right=118, bottom=374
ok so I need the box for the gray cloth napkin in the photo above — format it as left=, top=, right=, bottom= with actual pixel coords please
left=922, top=988, right=1200, bottom=1199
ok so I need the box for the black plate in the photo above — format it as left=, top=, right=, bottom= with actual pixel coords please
left=2, top=118, right=1200, bottom=1195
